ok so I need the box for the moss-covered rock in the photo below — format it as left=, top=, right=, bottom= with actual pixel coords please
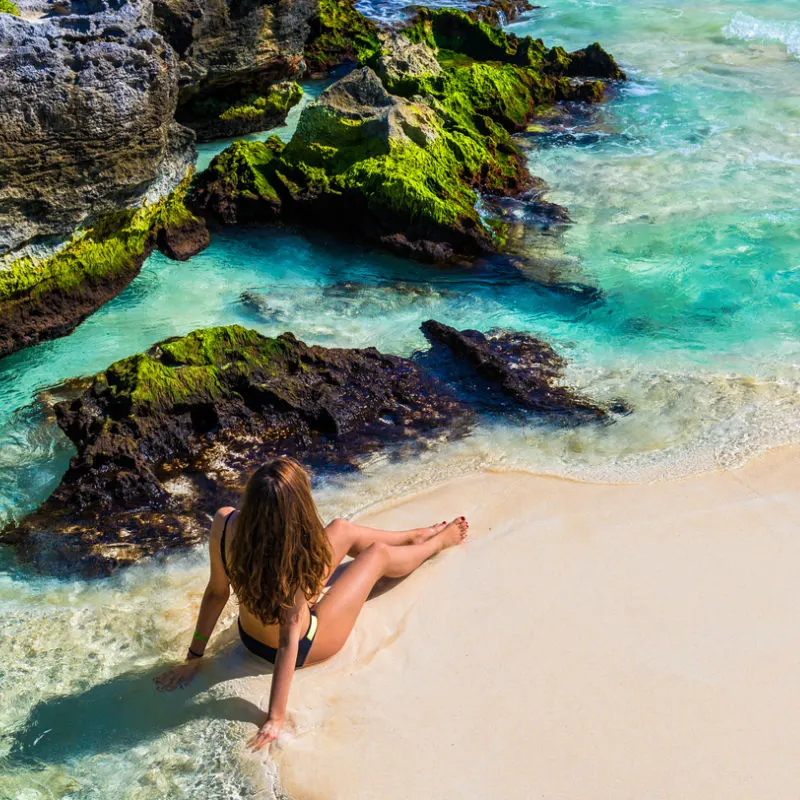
left=403, top=8, right=625, bottom=80
left=3, top=317, right=621, bottom=571
left=0, top=0, right=19, bottom=15
left=192, top=7, right=625, bottom=263
left=3, top=324, right=469, bottom=571
left=191, top=138, right=285, bottom=224
left=177, top=81, right=304, bottom=143
left=0, top=177, right=210, bottom=359
left=304, top=0, right=382, bottom=76
left=193, top=67, right=509, bottom=260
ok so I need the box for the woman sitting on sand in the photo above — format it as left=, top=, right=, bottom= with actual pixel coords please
left=154, top=456, right=468, bottom=750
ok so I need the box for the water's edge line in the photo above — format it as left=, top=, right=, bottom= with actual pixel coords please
left=350, top=443, right=800, bottom=522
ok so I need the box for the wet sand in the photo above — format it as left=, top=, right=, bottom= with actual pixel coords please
left=245, top=446, right=800, bottom=798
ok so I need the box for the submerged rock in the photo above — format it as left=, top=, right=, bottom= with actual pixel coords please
left=0, top=179, right=209, bottom=359
left=192, top=7, right=626, bottom=263
left=2, top=325, right=470, bottom=572
left=420, top=319, right=610, bottom=422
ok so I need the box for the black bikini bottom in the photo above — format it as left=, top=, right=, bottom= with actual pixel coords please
left=238, top=613, right=318, bottom=669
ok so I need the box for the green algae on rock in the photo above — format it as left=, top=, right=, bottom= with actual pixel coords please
left=401, top=8, right=625, bottom=83
left=192, top=8, right=625, bottom=262
left=193, top=67, right=505, bottom=260
left=2, top=318, right=618, bottom=571
left=3, top=324, right=470, bottom=572
left=177, top=81, right=304, bottom=143
left=0, top=178, right=210, bottom=359
left=304, top=0, right=381, bottom=76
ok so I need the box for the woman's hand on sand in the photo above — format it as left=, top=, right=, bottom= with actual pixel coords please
left=247, top=717, right=283, bottom=752
left=153, top=660, right=201, bottom=692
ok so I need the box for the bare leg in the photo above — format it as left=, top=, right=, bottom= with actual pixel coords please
left=308, top=519, right=468, bottom=664
left=324, top=517, right=448, bottom=569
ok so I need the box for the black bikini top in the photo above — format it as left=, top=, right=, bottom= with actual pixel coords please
left=220, top=509, right=235, bottom=579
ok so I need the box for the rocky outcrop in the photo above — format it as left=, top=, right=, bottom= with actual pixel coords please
left=191, top=9, right=626, bottom=262
left=405, top=7, right=625, bottom=80
left=3, top=320, right=622, bottom=572
left=192, top=66, right=514, bottom=261
left=406, top=0, right=537, bottom=28
left=2, top=325, right=470, bottom=571
left=0, top=0, right=321, bottom=260
left=0, top=6, right=193, bottom=265
left=0, top=180, right=209, bottom=359
left=375, top=29, right=443, bottom=87
left=0, top=0, right=324, bottom=358
left=155, top=0, right=316, bottom=137
left=420, top=320, right=610, bottom=423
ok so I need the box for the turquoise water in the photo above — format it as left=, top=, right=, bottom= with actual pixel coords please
left=2, top=2, right=800, bottom=796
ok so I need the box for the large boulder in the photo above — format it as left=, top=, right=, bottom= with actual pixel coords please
left=0, top=5, right=194, bottom=264
left=192, top=66, right=509, bottom=261
left=2, top=325, right=471, bottom=571
left=2, top=319, right=623, bottom=571
left=0, top=179, right=209, bottom=359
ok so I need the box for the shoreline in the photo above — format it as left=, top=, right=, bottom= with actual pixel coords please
left=239, top=444, right=800, bottom=799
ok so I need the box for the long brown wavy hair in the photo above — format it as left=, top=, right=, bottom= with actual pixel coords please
left=228, top=457, right=332, bottom=625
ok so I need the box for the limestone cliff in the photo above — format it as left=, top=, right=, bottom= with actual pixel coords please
left=0, top=2, right=193, bottom=264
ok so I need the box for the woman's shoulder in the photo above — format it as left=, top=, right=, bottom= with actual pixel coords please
left=210, top=506, right=237, bottom=540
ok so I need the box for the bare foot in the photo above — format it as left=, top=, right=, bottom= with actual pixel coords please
left=437, top=517, right=469, bottom=550
left=412, top=521, right=448, bottom=545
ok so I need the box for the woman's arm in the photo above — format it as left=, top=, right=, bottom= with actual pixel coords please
left=247, top=590, right=305, bottom=751
left=154, top=509, right=232, bottom=692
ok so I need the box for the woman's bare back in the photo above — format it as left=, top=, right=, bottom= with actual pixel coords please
left=212, top=507, right=312, bottom=650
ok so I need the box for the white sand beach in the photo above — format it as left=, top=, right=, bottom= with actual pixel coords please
left=240, top=446, right=800, bottom=799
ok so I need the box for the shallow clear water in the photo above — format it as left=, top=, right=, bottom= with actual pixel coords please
left=2, top=1, right=800, bottom=796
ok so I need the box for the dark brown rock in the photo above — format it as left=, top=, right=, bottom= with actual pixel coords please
left=467, top=0, right=538, bottom=25
left=155, top=0, right=316, bottom=137
left=1, top=325, right=471, bottom=572
left=156, top=214, right=211, bottom=261
left=564, top=42, right=627, bottom=81
left=420, top=319, right=611, bottom=423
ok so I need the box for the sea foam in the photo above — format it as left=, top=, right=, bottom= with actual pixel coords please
left=724, top=12, right=800, bottom=59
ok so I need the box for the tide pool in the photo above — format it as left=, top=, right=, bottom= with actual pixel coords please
left=2, top=1, right=800, bottom=796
